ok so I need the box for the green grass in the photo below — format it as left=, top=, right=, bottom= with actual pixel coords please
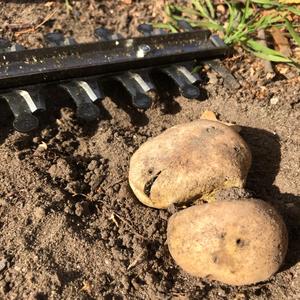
left=155, top=0, right=300, bottom=67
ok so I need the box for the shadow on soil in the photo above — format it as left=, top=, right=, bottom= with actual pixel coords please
left=150, top=69, right=208, bottom=115
left=241, top=126, right=300, bottom=272
left=101, top=79, right=150, bottom=127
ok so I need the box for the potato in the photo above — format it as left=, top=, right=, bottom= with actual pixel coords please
left=129, top=120, right=251, bottom=209
left=167, top=199, right=288, bottom=286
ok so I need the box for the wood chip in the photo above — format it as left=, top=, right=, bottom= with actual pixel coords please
left=257, top=29, right=275, bottom=78
left=271, top=27, right=292, bottom=57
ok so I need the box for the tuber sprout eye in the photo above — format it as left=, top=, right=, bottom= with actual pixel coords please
left=236, top=238, right=244, bottom=247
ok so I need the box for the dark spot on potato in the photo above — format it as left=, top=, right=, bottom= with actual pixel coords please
left=234, top=146, right=241, bottom=153
left=220, top=232, right=226, bottom=239
left=144, top=171, right=161, bottom=196
left=206, top=126, right=216, bottom=132
left=212, top=255, right=219, bottom=264
left=236, top=238, right=245, bottom=247
left=206, top=126, right=216, bottom=133
left=205, top=126, right=224, bottom=136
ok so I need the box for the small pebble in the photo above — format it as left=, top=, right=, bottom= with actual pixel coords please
left=207, top=71, right=218, bottom=85
left=0, top=258, right=7, bottom=273
left=87, top=160, right=98, bottom=171
left=75, top=201, right=90, bottom=217
left=33, top=207, right=46, bottom=220
left=270, top=96, right=279, bottom=105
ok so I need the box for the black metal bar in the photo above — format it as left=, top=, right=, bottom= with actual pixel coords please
left=0, top=30, right=228, bottom=90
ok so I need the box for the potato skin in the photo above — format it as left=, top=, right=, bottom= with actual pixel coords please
left=167, top=199, right=288, bottom=286
left=129, top=120, right=252, bottom=209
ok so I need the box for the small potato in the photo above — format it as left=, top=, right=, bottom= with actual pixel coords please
left=129, top=120, right=251, bottom=209
left=167, top=199, right=288, bottom=286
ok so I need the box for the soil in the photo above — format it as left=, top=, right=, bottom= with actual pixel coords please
left=0, top=1, right=300, bottom=299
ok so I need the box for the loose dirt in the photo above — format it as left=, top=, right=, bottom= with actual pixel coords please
left=0, top=1, right=299, bottom=299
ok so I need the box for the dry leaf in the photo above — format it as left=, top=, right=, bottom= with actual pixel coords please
left=200, top=110, right=241, bottom=132
left=200, top=110, right=218, bottom=121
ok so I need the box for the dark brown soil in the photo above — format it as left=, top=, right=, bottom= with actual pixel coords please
left=0, top=1, right=300, bottom=299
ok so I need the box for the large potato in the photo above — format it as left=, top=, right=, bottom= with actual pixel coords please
left=129, top=120, right=251, bottom=209
left=167, top=199, right=288, bottom=286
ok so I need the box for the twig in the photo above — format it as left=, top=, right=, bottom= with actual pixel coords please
left=127, top=251, right=145, bottom=270
left=113, top=211, right=145, bottom=239
left=15, top=9, right=58, bottom=37
left=109, top=213, right=119, bottom=227
left=257, top=29, right=275, bottom=78
left=106, top=178, right=126, bottom=189
left=102, top=206, right=145, bottom=239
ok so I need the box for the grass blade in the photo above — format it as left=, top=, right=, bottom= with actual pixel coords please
left=225, top=1, right=239, bottom=36
left=192, top=0, right=210, bottom=19
left=285, top=19, right=300, bottom=47
left=245, top=39, right=292, bottom=62
left=153, top=23, right=178, bottom=33
left=205, top=0, right=215, bottom=19
left=250, top=0, right=279, bottom=8
left=193, top=20, right=223, bottom=31
left=247, top=39, right=285, bottom=55
left=241, top=0, right=250, bottom=24
left=173, top=5, right=201, bottom=16
left=286, top=6, right=300, bottom=16
left=248, top=49, right=292, bottom=62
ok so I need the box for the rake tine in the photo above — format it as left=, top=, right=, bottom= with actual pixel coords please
left=94, top=27, right=123, bottom=41
left=19, top=87, right=46, bottom=112
left=44, top=32, right=65, bottom=46
left=0, top=38, right=11, bottom=52
left=177, top=20, right=240, bottom=90
left=60, top=81, right=101, bottom=122
left=114, top=73, right=152, bottom=109
left=137, top=24, right=154, bottom=37
left=0, top=38, right=25, bottom=53
left=45, top=32, right=103, bottom=121
left=0, top=39, right=44, bottom=131
left=177, top=20, right=193, bottom=31
left=138, top=24, right=165, bottom=36
left=94, top=27, right=153, bottom=109
left=160, top=64, right=200, bottom=99
left=138, top=23, right=201, bottom=99
left=203, top=59, right=240, bottom=90
left=45, top=32, right=77, bottom=47
left=1, top=91, right=39, bottom=132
